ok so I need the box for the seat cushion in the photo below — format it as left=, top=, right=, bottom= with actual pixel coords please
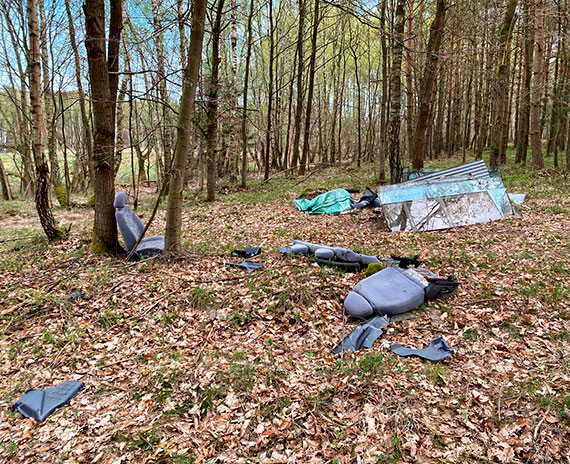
left=344, top=266, right=427, bottom=317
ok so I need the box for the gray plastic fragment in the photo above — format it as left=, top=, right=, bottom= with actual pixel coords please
left=13, top=381, right=85, bottom=422
left=333, top=315, right=389, bottom=354
left=223, top=260, right=263, bottom=273
left=315, top=248, right=335, bottom=259
left=390, top=336, right=454, bottom=361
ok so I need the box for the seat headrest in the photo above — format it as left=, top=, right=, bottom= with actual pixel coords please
left=114, top=192, right=128, bottom=209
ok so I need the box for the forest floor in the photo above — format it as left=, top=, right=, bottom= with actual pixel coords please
left=0, top=156, right=569, bottom=464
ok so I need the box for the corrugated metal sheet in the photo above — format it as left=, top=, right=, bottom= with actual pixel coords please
left=404, top=160, right=489, bottom=184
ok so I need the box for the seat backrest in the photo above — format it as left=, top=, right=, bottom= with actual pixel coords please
left=114, top=192, right=145, bottom=251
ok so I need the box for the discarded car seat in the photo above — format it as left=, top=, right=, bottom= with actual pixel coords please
left=344, top=266, right=459, bottom=317
left=333, top=315, right=389, bottom=354
left=279, top=240, right=383, bottom=272
left=390, top=336, right=454, bottom=361
left=13, top=381, right=85, bottom=422
left=114, top=192, right=164, bottom=259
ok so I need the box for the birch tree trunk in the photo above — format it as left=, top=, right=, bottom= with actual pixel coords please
left=27, top=0, right=62, bottom=241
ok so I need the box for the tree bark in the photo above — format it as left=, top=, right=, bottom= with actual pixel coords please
left=83, top=0, right=122, bottom=253
left=264, top=0, right=274, bottom=180
left=411, top=0, right=446, bottom=170
left=299, top=0, right=320, bottom=176
left=165, top=0, right=207, bottom=251
left=530, top=0, right=544, bottom=170
left=206, top=0, right=225, bottom=201
left=489, top=0, right=517, bottom=169
left=516, top=0, right=533, bottom=166
left=241, top=0, right=255, bottom=187
left=290, top=0, right=305, bottom=171
left=27, top=0, right=62, bottom=241
left=388, top=0, right=406, bottom=184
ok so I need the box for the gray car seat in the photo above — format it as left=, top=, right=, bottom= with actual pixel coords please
left=114, top=192, right=164, bottom=259
left=344, top=266, right=458, bottom=318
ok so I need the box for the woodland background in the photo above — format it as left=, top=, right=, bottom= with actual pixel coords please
left=0, top=0, right=569, bottom=463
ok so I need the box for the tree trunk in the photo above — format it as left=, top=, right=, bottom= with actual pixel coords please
left=299, top=0, right=320, bottom=176
left=38, top=0, right=62, bottom=200
left=290, top=0, right=305, bottom=171
left=411, top=0, right=446, bottom=170
left=83, top=0, right=122, bottom=253
left=164, top=0, right=207, bottom=251
left=388, top=0, right=406, bottom=184
left=241, top=0, right=255, bottom=187
left=489, top=0, right=517, bottom=169
left=206, top=0, right=225, bottom=201
left=264, top=0, right=274, bottom=180
left=530, top=0, right=544, bottom=170
left=27, top=0, right=62, bottom=241
left=516, top=0, right=533, bottom=166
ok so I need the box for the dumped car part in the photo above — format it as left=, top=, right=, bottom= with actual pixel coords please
left=13, top=381, right=85, bottom=422
left=390, top=336, right=455, bottom=361
left=344, top=266, right=459, bottom=318
left=333, top=315, right=389, bottom=354
left=114, top=192, right=164, bottom=259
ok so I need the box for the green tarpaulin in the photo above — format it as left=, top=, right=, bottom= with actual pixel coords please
left=294, top=189, right=354, bottom=215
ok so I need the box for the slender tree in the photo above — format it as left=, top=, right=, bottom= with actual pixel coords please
left=411, top=0, right=446, bottom=170
left=241, top=0, right=255, bottom=187
left=27, top=0, right=62, bottom=241
left=299, top=0, right=320, bottom=176
left=206, top=0, right=225, bottom=201
left=530, top=0, right=544, bottom=170
left=388, top=0, right=406, bottom=184
left=489, top=0, right=517, bottom=169
left=165, top=0, right=208, bottom=251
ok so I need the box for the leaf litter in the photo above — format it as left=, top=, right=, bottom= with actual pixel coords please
left=0, top=167, right=569, bottom=463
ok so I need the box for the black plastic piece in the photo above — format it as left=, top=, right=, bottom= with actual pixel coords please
left=231, top=247, right=262, bottom=259
left=425, top=277, right=460, bottom=300
left=391, top=254, right=422, bottom=269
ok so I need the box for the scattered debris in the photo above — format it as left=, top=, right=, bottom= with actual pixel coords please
left=378, top=160, right=522, bottom=231
left=231, top=239, right=267, bottom=259
left=12, top=381, right=85, bottom=422
left=293, top=188, right=354, bottom=215
left=390, top=336, right=455, bottom=361
left=222, top=260, right=263, bottom=273
left=66, top=290, right=86, bottom=302
left=333, top=315, right=389, bottom=354
left=114, top=192, right=164, bottom=259
left=352, top=187, right=381, bottom=210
